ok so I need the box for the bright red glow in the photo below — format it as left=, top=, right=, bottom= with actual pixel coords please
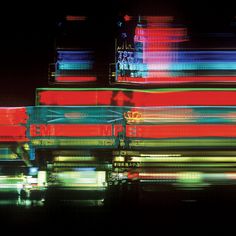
left=38, top=90, right=236, bottom=106
left=128, top=172, right=178, bottom=180
left=117, top=76, right=236, bottom=83
left=55, top=76, right=97, bottom=83
left=135, top=27, right=187, bottom=43
left=124, top=14, right=131, bottom=21
left=127, top=172, right=139, bottom=179
left=0, top=126, right=28, bottom=142
left=126, top=124, right=236, bottom=138
left=66, top=16, right=87, bottom=21
left=0, top=108, right=28, bottom=125
left=144, top=16, right=173, bottom=23
left=30, top=124, right=113, bottom=137
left=132, top=16, right=188, bottom=61
left=128, top=172, right=177, bottom=180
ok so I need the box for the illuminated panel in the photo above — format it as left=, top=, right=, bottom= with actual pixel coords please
left=37, top=90, right=113, bottom=106
left=0, top=107, right=28, bottom=125
left=0, top=176, right=25, bottom=189
left=54, top=50, right=97, bottom=84
left=55, top=171, right=106, bottom=188
left=30, top=106, right=236, bottom=125
left=135, top=28, right=187, bottom=42
left=124, top=171, right=236, bottom=188
left=57, top=50, right=93, bottom=61
left=116, top=16, right=188, bottom=82
left=31, top=106, right=125, bottom=124
left=126, top=124, right=236, bottom=138
left=116, top=14, right=236, bottom=84
left=55, top=76, right=97, bottom=83
left=149, top=62, right=236, bottom=70
left=0, top=148, right=18, bottom=159
left=125, top=106, right=236, bottom=124
left=57, top=62, right=92, bottom=70
left=140, top=51, right=236, bottom=60
left=30, top=124, right=112, bottom=137
left=53, top=156, right=96, bottom=162
left=127, top=172, right=178, bottom=180
left=0, top=126, right=28, bottom=142
left=31, top=139, right=115, bottom=147
left=114, top=156, right=236, bottom=163
left=127, top=171, right=234, bottom=183
left=140, top=51, right=236, bottom=63
left=129, top=139, right=236, bottom=148
left=36, top=88, right=236, bottom=106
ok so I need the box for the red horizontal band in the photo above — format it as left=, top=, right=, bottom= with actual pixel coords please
left=126, top=124, right=236, bottom=138
left=55, top=76, right=97, bottom=83
left=0, top=125, right=28, bottom=142
left=38, top=90, right=236, bottom=106
left=117, top=76, right=236, bottom=83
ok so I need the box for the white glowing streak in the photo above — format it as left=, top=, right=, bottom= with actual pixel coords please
left=108, top=109, right=122, bottom=115
left=47, top=117, right=65, bottom=123
left=107, top=117, right=124, bottom=123
left=140, top=154, right=181, bottom=157
left=48, top=109, right=62, bottom=115
left=46, top=115, right=64, bottom=117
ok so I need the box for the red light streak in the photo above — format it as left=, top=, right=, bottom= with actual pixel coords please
left=55, top=76, right=97, bottom=83
left=126, top=124, right=236, bottom=138
left=117, top=76, right=236, bottom=84
left=38, top=90, right=236, bottom=106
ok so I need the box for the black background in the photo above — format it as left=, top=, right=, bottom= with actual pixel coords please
left=0, top=0, right=236, bottom=106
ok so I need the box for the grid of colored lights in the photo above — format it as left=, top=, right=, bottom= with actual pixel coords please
left=54, top=50, right=97, bottom=83
left=116, top=16, right=236, bottom=84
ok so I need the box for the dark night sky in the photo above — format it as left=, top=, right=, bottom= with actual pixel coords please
left=0, top=0, right=236, bottom=106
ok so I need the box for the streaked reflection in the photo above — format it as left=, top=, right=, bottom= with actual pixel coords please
left=2, top=14, right=236, bottom=208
